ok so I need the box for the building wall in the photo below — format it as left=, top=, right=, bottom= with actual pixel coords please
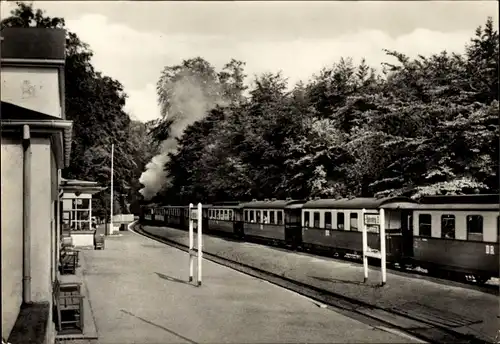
left=50, top=148, right=58, bottom=285
left=30, top=137, right=53, bottom=302
left=1, top=137, right=24, bottom=339
left=1, top=66, right=62, bottom=119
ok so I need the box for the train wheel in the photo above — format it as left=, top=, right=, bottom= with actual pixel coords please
left=427, top=268, right=441, bottom=278
left=474, top=275, right=490, bottom=285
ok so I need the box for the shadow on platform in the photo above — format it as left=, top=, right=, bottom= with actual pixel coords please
left=120, top=309, right=198, bottom=344
left=155, top=272, right=195, bottom=286
left=309, top=275, right=385, bottom=289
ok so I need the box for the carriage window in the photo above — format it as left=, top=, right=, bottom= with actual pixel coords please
left=441, top=215, right=455, bottom=239
left=325, top=212, right=332, bottom=229
left=224, top=210, right=229, bottom=220
left=497, top=216, right=500, bottom=241
left=418, top=214, right=432, bottom=237
left=277, top=211, right=283, bottom=225
left=350, top=213, right=358, bottom=230
left=263, top=211, right=269, bottom=224
left=244, top=210, right=249, bottom=222
left=337, top=213, right=345, bottom=230
left=313, top=212, right=320, bottom=228
left=256, top=211, right=261, bottom=223
left=270, top=211, right=275, bottom=224
left=250, top=210, right=255, bottom=222
left=304, top=212, right=310, bottom=227
left=229, top=210, right=233, bottom=221
left=467, top=215, right=483, bottom=241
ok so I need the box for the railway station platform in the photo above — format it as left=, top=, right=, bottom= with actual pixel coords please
left=77, top=229, right=421, bottom=344
left=141, top=225, right=500, bottom=344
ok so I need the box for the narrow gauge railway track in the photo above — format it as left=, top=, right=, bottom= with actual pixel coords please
left=202, top=228, right=499, bottom=292
left=132, top=223, right=492, bottom=344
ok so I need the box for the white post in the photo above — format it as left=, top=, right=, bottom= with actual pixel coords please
left=380, top=208, right=387, bottom=286
left=89, top=197, right=92, bottom=231
left=110, top=143, right=114, bottom=235
left=197, top=202, right=203, bottom=286
left=74, top=197, right=78, bottom=230
left=188, top=203, right=194, bottom=282
left=362, top=208, right=368, bottom=283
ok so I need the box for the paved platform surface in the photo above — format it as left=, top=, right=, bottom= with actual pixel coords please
left=142, top=225, right=500, bottom=343
left=79, top=231, right=421, bottom=344
left=58, top=251, right=98, bottom=344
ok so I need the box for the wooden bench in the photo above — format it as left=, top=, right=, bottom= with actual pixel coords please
left=53, top=279, right=84, bottom=334
left=60, top=247, right=79, bottom=274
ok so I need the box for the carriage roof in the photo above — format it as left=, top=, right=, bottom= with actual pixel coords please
left=242, top=199, right=305, bottom=209
left=417, top=194, right=499, bottom=205
left=210, top=201, right=243, bottom=209
left=302, top=196, right=415, bottom=210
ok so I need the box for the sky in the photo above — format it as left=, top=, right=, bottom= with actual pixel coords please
left=1, top=1, right=498, bottom=123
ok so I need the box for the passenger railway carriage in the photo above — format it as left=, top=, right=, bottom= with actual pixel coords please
left=300, top=197, right=417, bottom=260
left=139, top=194, right=499, bottom=284
left=209, top=202, right=243, bottom=236
left=241, top=199, right=306, bottom=246
left=403, top=194, right=499, bottom=283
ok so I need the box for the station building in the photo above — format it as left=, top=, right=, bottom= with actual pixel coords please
left=1, top=27, right=73, bottom=343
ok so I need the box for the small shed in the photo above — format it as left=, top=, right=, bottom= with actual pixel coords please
left=60, top=178, right=106, bottom=248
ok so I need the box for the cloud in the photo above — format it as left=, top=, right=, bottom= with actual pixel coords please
left=61, top=14, right=475, bottom=123
left=1, top=2, right=487, bottom=123
left=123, top=84, right=160, bottom=123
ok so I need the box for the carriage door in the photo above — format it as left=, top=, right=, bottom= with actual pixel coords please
left=401, top=210, right=414, bottom=257
left=285, top=208, right=302, bottom=248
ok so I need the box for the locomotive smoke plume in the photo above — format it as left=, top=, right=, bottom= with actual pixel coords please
left=139, top=71, right=226, bottom=200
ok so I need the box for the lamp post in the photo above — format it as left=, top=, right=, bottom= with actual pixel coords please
left=110, top=143, right=114, bottom=235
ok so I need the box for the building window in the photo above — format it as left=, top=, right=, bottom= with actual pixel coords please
left=467, top=215, right=483, bottom=241
left=277, top=211, right=283, bottom=225
left=350, top=213, right=358, bottom=231
left=63, top=198, right=91, bottom=231
left=325, top=212, right=332, bottom=229
left=441, top=215, right=455, bottom=239
left=418, top=214, right=432, bottom=237
left=337, top=212, right=345, bottom=230
left=313, top=212, right=320, bottom=228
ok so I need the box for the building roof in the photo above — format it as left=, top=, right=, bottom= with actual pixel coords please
left=1, top=27, right=66, bottom=62
left=60, top=178, right=106, bottom=195
left=1, top=101, right=73, bottom=167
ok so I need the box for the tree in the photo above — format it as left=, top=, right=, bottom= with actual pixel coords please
left=141, top=17, right=498, bottom=204
left=2, top=2, right=151, bottom=216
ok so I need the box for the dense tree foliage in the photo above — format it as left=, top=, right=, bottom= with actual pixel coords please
left=5, top=3, right=496, bottom=208
left=2, top=2, right=155, bottom=217
left=150, top=18, right=498, bottom=204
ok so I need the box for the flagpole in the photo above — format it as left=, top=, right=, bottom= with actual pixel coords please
left=110, top=143, right=114, bottom=235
